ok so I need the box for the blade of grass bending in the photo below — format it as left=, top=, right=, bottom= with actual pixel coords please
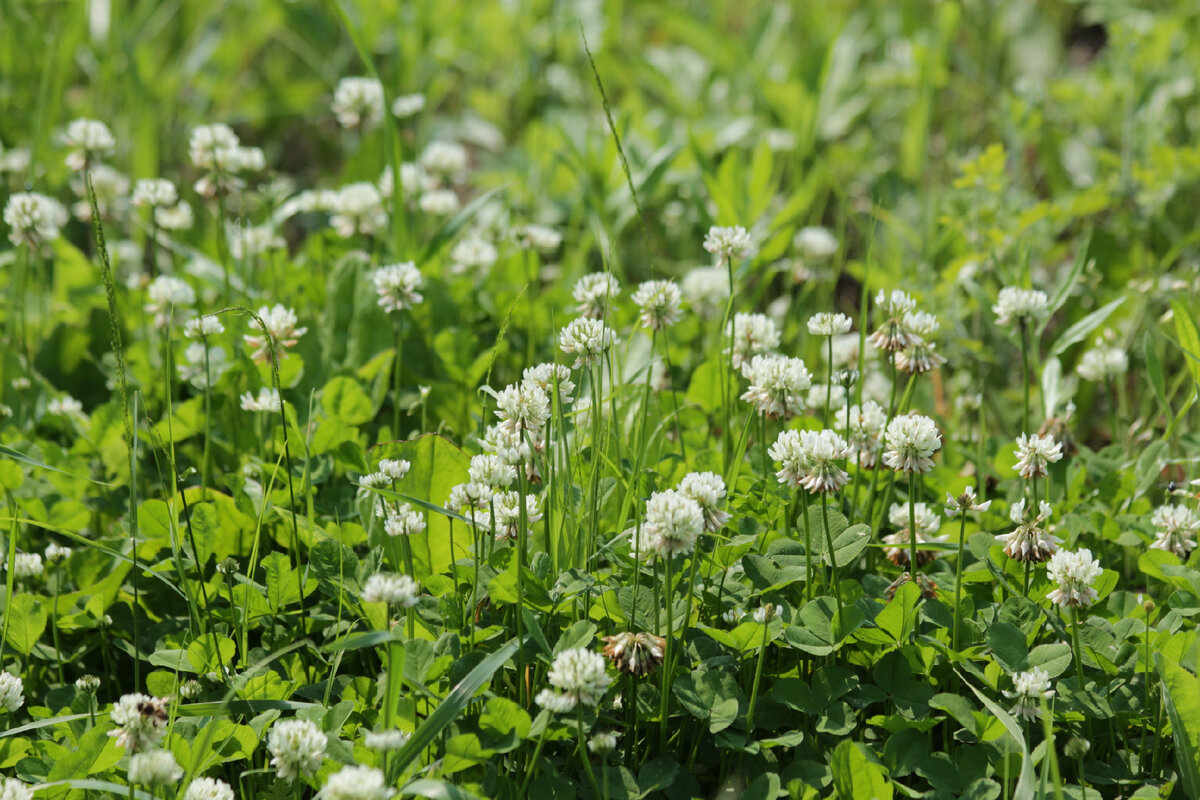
left=0, top=445, right=117, bottom=487
left=954, top=670, right=1036, bottom=800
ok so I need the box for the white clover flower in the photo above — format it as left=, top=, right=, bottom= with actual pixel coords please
left=61, top=118, right=115, bottom=171
left=677, top=472, right=731, bottom=532
left=522, top=363, right=575, bottom=402
left=44, top=543, right=72, bottom=564
left=1014, top=433, right=1063, bottom=480
left=10, top=553, right=43, bottom=579
left=534, top=688, right=577, bottom=714
left=155, top=201, right=194, bottom=231
left=895, top=311, right=946, bottom=373
left=644, top=489, right=704, bottom=556
left=997, top=499, right=1060, bottom=563
left=0, top=672, right=24, bottom=712
left=751, top=603, right=779, bottom=624
left=4, top=192, right=69, bottom=248
left=703, top=225, right=751, bottom=264
left=449, top=236, right=498, bottom=275
left=47, top=396, right=84, bottom=418
left=588, top=731, right=619, bottom=754
left=680, top=265, right=730, bottom=317
left=383, top=505, right=426, bottom=538
left=318, top=765, right=394, bottom=800
left=495, top=382, right=551, bottom=436
left=228, top=223, right=284, bottom=260
left=473, top=491, right=543, bottom=541
left=239, top=388, right=282, bottom=413
left=12, top=378, right=31, bottom=391
left=837, top=400, right=887, bottom=467
left=267, top=718, right=327, bottom=782
left=723, top=607, right=747, bottom=625
left=511, top=224, right=562, bottom=252
left=188, top=124, right=240, bottom=169
left=631, top=280, right=683, bottom=330
left=377, top=459, right=410, bottom=481
left=740, top=354, right=811, bottom=419
left=993, top=287, right=1049, bottom=326
left=378, top=163, right=436, bottom=200
left=1046, top=548, right=1103, bottom=608
left=468, top=454, right=517, bottom=489
left=1077, top=346, right=1128, bottom=382
left=143, top=275, right=195, bottom=328
left=559, top=317, right=615, bottom=368
left=364, top=728, right=410, bottom=751
left=1150, top=505, right=1200, bottom=558
left=184, top=316, right=225, bottom=338
left=419, top=188, right=460, bottom=216
left=794, top=226, right=838, bottom=260
left=882, top=414, right=942, bottom=473
left=769, top=430, right=807, bottom=489
left=362, top=573, right=421, bottom=607
left=371, top=262, right=424, bottom=313
left=245, top=304, right=307, bottom=361
left=868, top=289, right=919, bottom=352
left=178, top=679, right=202, bottom=699
left=391, top=93, right=426, bottom=119
left=0, top=778, right=33, bottom=800
left=332, top=77, right=385, bottom=129
left=0, top=146, right=31, bottom=174
left=330, top=182, right=387, bottom=238
left=807, top=312, right=853, bottom=337
left=108, top=694, right=169, bottom=752
left=1004, top=667, right=1054, bottom=720
left=76, top=674, right=101, bottom=693
left=132, top=178, right=178, bottom=208
left=128, top=749, right=182, bottom=787
left=888, top=502, right=942, bottom=537
left=481, top=423, right=536, bottom=469
left=69, top=164, right=129, bottom=221
left=547, top=647, right=612, bottom=706
left=795, top=430, right=851, bottom=493
left=725, top=313, right=780, bottom=371
left=183, top=777, right=235, bottom=800
left=572, top=273, right=620, bottom=318
left=419, top=140, right=468, bottom=183
left=945, top=486, right=992, bottom=517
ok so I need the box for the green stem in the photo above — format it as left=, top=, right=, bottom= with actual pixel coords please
left=821, top=492, right=844, bottom=634
left=745, top=617, right=770, bottom=732
left=953, top=513, right=968, bottom=651
left=659, top=555, right=675, bottom=749
left=393, top=315, right=405, bottom=438
left=824, top=336, right=833, bottom=428
left=577, top=705, right=602, bottom=799
left=1020, top=320, right=1031, bottom=435
left=908, top=472, right=919, bottom=579
left=800, top=491, right=813, bottom=603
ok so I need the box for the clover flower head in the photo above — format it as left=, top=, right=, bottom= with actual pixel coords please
left=740, top=354, right=811, bottom=419
left=680, top=265, right=730, bottom=317
left=1014, top=433, right=1063, bottom=479
left=183, top=778, right=235, bottom=800
left=318, top=765, right=394, bottom=800
left=572, top=273, right=620, bottom=318
left=534, top=688, right=577, bottom=714
left=797, top=430, right=851, bottom=493
left=419, top=188, right=460, bottom=216
left=945, top=486, right=992, bottom=517
left=644, top=489, right=704, bottom=556
left=239, top=388, right=282, bottom=413
left=725, top=313, right=780, bottom=371
left=1046, top=548, right=1103, bottom=608
left=495, top=381, right=551, bottom=436
left=677, top=471, right=731, bottom=532
left=883, top=505, right=947, bottom=567
left=332, top=77, right=385, bottom=129
left=837, top=400, right=887, bottom=467
left=1150, top=505, right=1200, bottom=558
left=364, top=728, right=410, bottom=751
left=391, top=93, right=426, bottom=119
left=47, top=396, right=84, bottom=418
left=794, top=226, right=837, bottom=260
left=631, top=280, right=683, bottom=330
left=362, top=573, right=420, bottom=607
left=468, top=454, right=518, bottom=489
left=132, top=178, right=178, bottom=208
left=473, top=491, right=543, bottom=540
left=997, top=499, right=1060, bottom=562
left=10, top=553, right=43, bottom=579
left=703, top=225, right=751, bottom=263
left=188, top=124, right=240, bottom=169
left=1004, top=667, right=1054, bottom=720
left=869, top=289, right=919, bottom=352
left=155, top=201, right=194, bottom=231
left=602, top=632, right=666, bottom=676
left=449, top=236, right=498, bottom=274
left=330, top=182, right=386, bottom=237
left=0, top=672, right=24, bottom=713
left=993, top=287, right=1049, bottom=326
left=228, top=222, right=284, bottom=260
left=244, top=304, right=307, bottom=361
left=383, top=504, right=426, bottom=537
left=61, top=118, right=115, bottom=170
left=882, top=414, right=942, bottom=473
left=559, top=317, right=615, bottom=368
left=267, top=718, right=327, bottom=782
left=547, top=647, right=612, bottom=706
left=108, top=693, right=169, bottom=752
left=522, top=362, right=575, bottom=402
left=44, top=543, right=72, bottom=564
left=1077, top=346, right=1128, bottom=382
left=128, top=750, right=182, bottom=787
left=807, top=312, right=852, bottom=337
left=184, top=316, right=225, bottom=338
left=372, top=262, right=425, bottom=312
left=589, top=731, right=620, bottom=755
left=5, top=192, right=69, bottom=249
left=419, top=140, right=469, bottom=182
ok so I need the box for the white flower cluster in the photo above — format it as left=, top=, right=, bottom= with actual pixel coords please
left=1013, top=433, right=1063, bottom=479
left=61, top=118, right=115, bottom=171
left=128, top=749, right=182, bottom=787
left=1004, top=667, right=1054, bottom=720
left=108, top=693, right=169, bottom=752
left=726, top=313, right=780, bottom=371
left=1046, top=548, right=1103, bottom=608
left=0, top=672, right=24, bottom=713
left=1150, top=505, right=1200, bottom=558
left=542, top=647, right=611, bottom=709
left=993, top=287, right=1049, bottom=326
left=244, top=304, right=307, bottom=362
left=318, top=765, right=394, bottom=800
left=332, top=77, right=385, bottom=129
left=560, top=317, right=615, bottom=368
left=330, top=182, right=387, bottom=238
left=4, top=192, right=69, bottom=249
left=996, top=499, right=1061, bottom=563
left=642, top=489, right=704, bottom=556
left=267, top=718, right=328, bottom=781
left=703, top=225, right=751, bottom=264
left=372, top=261, right=425, bottom=313
left=837, top=401, right=887, bottom=467
left=677, top=471, right=731, bottom=532
left=573, top=273, right=620, bottom=318
left=882, top=414, right=942, bottom=473
left=188, top=123, right=263, bottom=196
left=1077, top=344, right=1128, bottom=382
left=631, top=280, right=683, bottom=330
left=768, top=429, right=851, bottom=493
left=740, top=354, right=811, bottom=419
left=239, top=387, right=282, bottom=413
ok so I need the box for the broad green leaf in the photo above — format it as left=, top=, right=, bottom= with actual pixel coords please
left=830, top=740, right=892, bottom=800
left=1155, top=654, right=1200, bottom=798
left=1171, top=299, right=1200, bottom=395
left=3, top=593, right=47, bottom=655
left=322, top=375, right=375, bottom=425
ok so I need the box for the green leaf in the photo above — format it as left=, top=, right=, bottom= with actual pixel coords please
left=1049, top=297, right=1124, bottom=357
left=874, top=581, right=920, bottom=644
left=1155, top=654, right=1200, bottom=799
left=260, top=551, right=315, bottom=611
left=1171, top=298, right=1200, bottom=395
left=956, top=672, right=1035, bottom=800
left=986, top=621, right=1028, bottom=673
left=826, top=523, right=871, bottom=567
left=830, top=740, right=892, bottom=800
left=3, top=593, right=47, bottom=655
left=322, top=375, right=376, bottom=425
left=1143, top=332, right=1169, bottom=418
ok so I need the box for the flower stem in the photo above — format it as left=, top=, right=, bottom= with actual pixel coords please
left=1020, top=320, right=1031, bottom=436
left=953, top=513, right=968, bottom=651
left=659, top=555, right=675, bottom=750
left=821, top=492, right=844, bottom=635
left=800, top=491, right=813, bottom=603
left=908, top=472, right=919, bottom=579
left=745, top=618, right=770, bottom=732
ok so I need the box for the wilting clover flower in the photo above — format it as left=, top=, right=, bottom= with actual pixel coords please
left=523, top=363, right=575, bottom=402
left=128, top=750, right=183, bottom=787
left=726, top=313, right=780, bottom=371
left=330, top=182, right=387, bottom=238
left=677, top=472, right=731, bottom=532
left=993, top=287, right=1049, bottom=326
left=318, top=765, right=394, bottom=800
left=1046, top=548, right=1103, bottom=608
left=807, top=312, right=852, bottom=337
left=997, top=499, right=1060, bottom=563
left=268, top=718, right=327, bottom=782
left=559, top=317, right=615, bottom=368
left=61, top=118, right=115, bottom=171
left=244, top=304, right=307, bottom=362
left=884, top=502, right=946, bottom=566
left=837, top=400, right=887, bottom=467
left=391, top=93, right=426, bottom=119
left=183, top=778, right=235, bottom=800
left=548, top=647, right=612, bottom=706
left=740, top=354, right=811, bottom=419
left=108, top=693, right=169, bottom=752
left=332, top=77, right=385, bottom=129
left=1150, top=505, right=1200, bottom=558
left=534, top=688, right=578, bottom=714
left=632, top=280, right=683, bottom=330
left=4, top=192, right=69, bottom=249
left=572, top=273, right=620, bottom=318
left=1077, top=345, right=1128, bottom=382
left=1005, top=667, right=1054, bottom=721
left=794, top=226, right=838, bottom=260
left=602, top=632, right=666, bottom=676
left=681, top=265, right=730, bottom=317
left=1014, top=433, right=1063, bottom=479
left=362, top=574, right=420, bottom=607
left=882, top=414, right=942, bottom=473
left=474, top=491, right=543, bottom=540
left=132, top=178, right=178, bottom=208
left=752, top=603, right=780, bottom=624
left=945, top=486, right=992, bottom=517
left=644, top=489, right=704, bottom=556
left=383, top=505, right=426, bottom=538
left=0, top=671, right=24, bottom=712
left=510, top=223, right=562, bottom=252
left=419, top=140, right=469, bottom=183
left=703, top=225, right=751, bottom=264
left=868, top=289, right=918, bottom=352
left=372, top=262, right=425, bottom=313
left=9, top=553, right=43, bottom=580
left=239, top=388, right=282, bottom=413
left=364, top=728, right=410, bottom=751
left=896, top=311, right=946, bottom=374
left=495, top=382, right=551, bottom=436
